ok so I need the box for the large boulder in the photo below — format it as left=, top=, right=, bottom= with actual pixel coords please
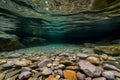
left=0, top=32, right=24, bottom=51
left=94, top=45, right=120, bottom=55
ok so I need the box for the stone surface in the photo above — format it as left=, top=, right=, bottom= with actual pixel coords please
left=102, top=71, right=115, bottom=80
left=2, top=61, right=14, bottom=68
left=102, top=62, right=120, bottom=72
left=78, top=60, right=97, bottom=77
left=60, top=60, right=75, bottom=66
left=94, top=45, right=120, bottom=55
left=38, top=58, right=52, bottom=68
left=6, top=74, right=18, bottom=80
left=76, top=72, right=86, bottom=80
left=85, top=77, right=92, bottom=80
left=28, top=77, right=33, bottom=80
left=63, top=70, right=77, bottom=80
left=57, top=69, right=64, bottom=78
left=0, top=33, right=23, bottom=51
left=77, top=53, right=89, bottom=59
left=94, top=66, right=103, bottom=77
left=58, top=64, right=65, bottom=69
left=0, top=73, right=5, bottom=80
left=18, top=71, right=32, bottom=80
left=21, top=67, right=32, bottom=72
left=66, top=66, right=79, bottom=71
left=111, top=71, right=120, bottom=77
left=7, top=53, right=22, bottom=58
left=86, top=56, right=100, bottom=64
left=45, top=77, right=58, bottom=80
left=13, top=59, right=32, bottom=67
left=93, top=77, right=106, bottom=80
left=42, top=67, right=53, bottom=76
left=4, top=70, right=20, bottom=80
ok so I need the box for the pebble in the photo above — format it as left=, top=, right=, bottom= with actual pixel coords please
left=6, top=74, right=18, bottom=80
left=102, top=71, right=115, bottom=80
left=63, top=70, right=77, bottom=80
left=58, top=64, right=65, bottom=69
left=0, top=73, right=5, bottom=80
left=76, top=72, right=86, bottom=80
left=2, top=61, right=14, bottom=68
left=94, top=66, right=103, bottom=77
left=78, top=60, right=97, bottom=77
left=59, top=52, right=69, bottom=57
left=102, top=63, right=120, bottom=72
left=18, top=71, right=32, bottom=79
left=85, top=77, right=92, bottom=80
left=4, top=70, right=20, bottom=80
left=47, top=63, right=53, bottom=68
left=42, top=67, right=53, bottom=76
left=21, top=67, right=32, bottom=72
left=56, top=75, right=60, bottom=79
left=116, top=77, right=120, bottom=80
left=0, top=59, right=7, bottom=65
left=53, top=61, right=59, bottom=66
left=57, top=69, right=64, bottom=78
left=13, top=59, right=31, bottom=67
left=7, top=53, right=21, bottom=58
left=28, top=77, right=33, bottom=80
left=99, top=54, right=108, bottom=60
left=60, top=60, right=75, bottom=66
left=45, top=76, right=58, bottom=80
left=86, top=56, right=100, bottom=64
left=111, top=71, right=120, bottom=77
left=66, top=66, right=79, bottom=70
left=93, top=77, right=106, bottom=80
left=38, top=58, right=52, bottom=68
left=77, top=53, right=89, bottom=59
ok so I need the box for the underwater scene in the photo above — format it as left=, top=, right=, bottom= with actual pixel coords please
left=0, top=0, right=120, bottom=80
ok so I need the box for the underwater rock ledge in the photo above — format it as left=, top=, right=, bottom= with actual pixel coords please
left=0, top=0, right=120, bottom=50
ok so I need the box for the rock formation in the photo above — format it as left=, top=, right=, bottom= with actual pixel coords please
left=0, top=0, right=120, bottom=49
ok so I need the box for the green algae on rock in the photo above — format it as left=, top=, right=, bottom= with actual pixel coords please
left=94, top=45, right=120, bottom=55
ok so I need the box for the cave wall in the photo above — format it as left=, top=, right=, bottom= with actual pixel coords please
left=0, top=0, right=120, bottom=43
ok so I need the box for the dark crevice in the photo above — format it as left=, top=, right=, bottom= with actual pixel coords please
left=0, top=8, right=21, bottom=17
left=10, top=0, right=34, bottom=10
left=107, top=0, right=115, bottom=4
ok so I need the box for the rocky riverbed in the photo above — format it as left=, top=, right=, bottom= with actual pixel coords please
left=0, top=44, right=120, bottom=80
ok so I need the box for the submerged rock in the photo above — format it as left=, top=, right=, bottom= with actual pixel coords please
left=0, top=33, right=24, bottom=51
left=102, top=71, right=115, bottom=80
left=7, top=53, right=22, bottom=58
left=76, top=72, right=86, bottom=80
left=78, top=60, right=97, bottom=77
left=63, top=70, right=77, bottom=80
left=45, top=76, right=58, bottom=80
left=38, top=58, right=52, bottom=68
left=18, top=71, right=32, bottom=80
left=86, top=56, right=100, bottom=64
left=93, top=77, right=106, bottom=80
left=94, top=45, right=120, bottom=55
left=2, top=61, right=14, bottom=68
left=42, top=67, right=53, bottom=76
